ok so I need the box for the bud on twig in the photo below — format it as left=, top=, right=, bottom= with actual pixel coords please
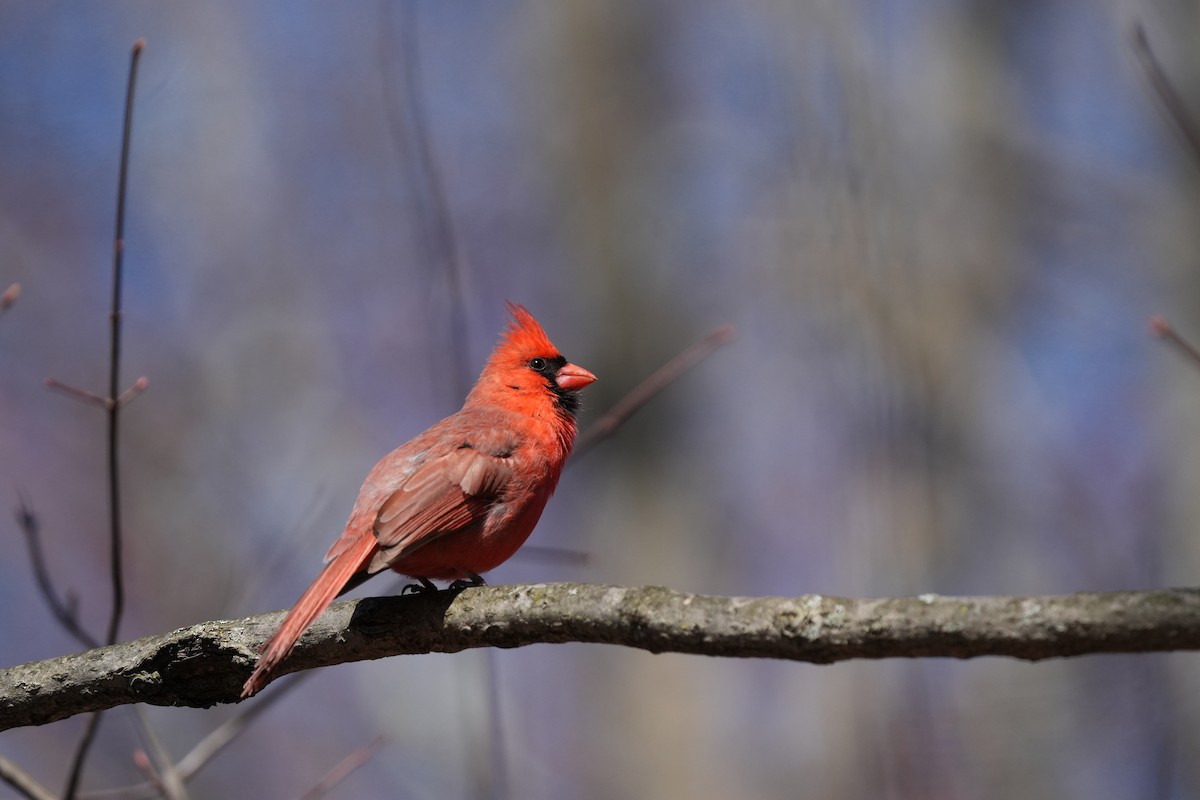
left=0, top=283, right=19, bottom=313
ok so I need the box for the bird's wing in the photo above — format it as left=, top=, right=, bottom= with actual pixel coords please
left=370, top=433, right=517, bottom=565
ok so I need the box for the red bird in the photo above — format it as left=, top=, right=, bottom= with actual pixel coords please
left=242, top=304, right=595, bottom=697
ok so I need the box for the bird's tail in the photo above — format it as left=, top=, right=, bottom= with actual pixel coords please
left=241, top=535, right=376, bottom=697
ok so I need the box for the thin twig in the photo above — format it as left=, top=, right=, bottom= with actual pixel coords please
left=104, top=35, right=143, bottom=649
left=1150, top=315, right=1200, bottom=372
left=63, top=37, right=145, bottom=800
left=44, top=378, right=110, bottom=408
left=299, top=734, right=390, bottom=800
left=512, top=324, right=738, bottom=584
left=45, top=376, right=149, bottom=408
left=574, top=323, right=737, bottom=457
left=15, top=493, right=99, bottom=649
left=131, top=706, right=188, bottom=800
left=0, top=754, right=57, bottom=800
left=174, top=673, right=309, bottom=778
left=63, top=712, right=105, bottom=799
left=117, top=376, right=150, bottom=407
left=1131, top=24, right=1200, bottom=163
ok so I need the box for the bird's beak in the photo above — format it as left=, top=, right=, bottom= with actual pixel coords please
left=555, top=363, right=597, bottom=391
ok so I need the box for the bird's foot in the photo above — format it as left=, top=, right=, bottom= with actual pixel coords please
left=400, top=577, right=438, bottom=595
left=447, top=572, right=485, bottom=592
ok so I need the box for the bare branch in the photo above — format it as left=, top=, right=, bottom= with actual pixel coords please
left=44, top=377, right=148, bottom=410
left=44, top=378, right=110, bottom=408
left=575, top=323, right=736, bottom=457
left=64, top=36, right=145, bottom=800
left=3, top=582, right=1199, bottom=732
left=0, top=754, right=57, bottom=800
left=14, top=494, right=100, bottom=649
left=103, top=33, right=143, bottom=651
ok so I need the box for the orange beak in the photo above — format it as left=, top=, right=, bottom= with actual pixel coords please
left=555, top=362, right=597, bottom=391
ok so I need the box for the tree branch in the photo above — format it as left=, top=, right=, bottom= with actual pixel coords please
left=3, top=583, right=1200, bottom=731
left=14, top=494, right=100, bottom=650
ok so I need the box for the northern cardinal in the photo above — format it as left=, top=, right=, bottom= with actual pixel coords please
left=242, top=304, right=596, bottom=697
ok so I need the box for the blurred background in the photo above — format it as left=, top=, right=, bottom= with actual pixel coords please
left=2, top=1, right=1200, bottom=798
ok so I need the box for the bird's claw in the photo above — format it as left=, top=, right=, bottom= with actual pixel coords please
left=401, top=577, right=438, bottom=595
left=447, top=572, right=486, bottom=592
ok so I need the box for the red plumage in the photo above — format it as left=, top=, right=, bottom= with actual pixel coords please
left=241, top=304, right=595, bottom=697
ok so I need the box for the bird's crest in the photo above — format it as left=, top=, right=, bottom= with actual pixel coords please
left=500, top=302, right=560, bottom=358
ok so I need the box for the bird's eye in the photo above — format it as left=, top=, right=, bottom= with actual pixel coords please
left=528, top=357, right=547, bottom=372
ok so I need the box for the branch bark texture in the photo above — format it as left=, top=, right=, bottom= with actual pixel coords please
left=3, top=582, right=1199, bottom=732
